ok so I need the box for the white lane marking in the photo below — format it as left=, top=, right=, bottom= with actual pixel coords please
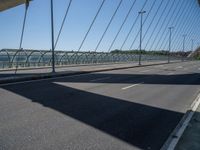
left=167, top=72, right=174, bottom=75
left=140, top=69, right=152, bottom=73
left=90, top=77, right=110, bottom=82
left=161, top=93, right=200, bottom=150
left=121, top=82, right=144, bottom=90
left=175, top=66, right=183, bottom=69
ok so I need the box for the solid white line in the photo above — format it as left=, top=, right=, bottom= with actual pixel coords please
left=121, top=82, right=144, bottom=90
left=90, top=77, right=110, bottom=82
left=161, top=93, right=200, bottom=150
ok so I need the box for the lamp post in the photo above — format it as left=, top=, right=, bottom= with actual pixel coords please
left=50, top=0, right=55, bottom=73
left=182, top=34, right=186, bottom=62
left=168, top=27, right=174, bottom=63
left=138, top=10, right=146, bottom=66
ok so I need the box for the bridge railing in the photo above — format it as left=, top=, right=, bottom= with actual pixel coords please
left=0, top=49, right=184, bottom=70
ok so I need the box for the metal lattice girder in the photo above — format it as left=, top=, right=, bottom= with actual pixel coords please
left=0, top=0, right=30, bottom=12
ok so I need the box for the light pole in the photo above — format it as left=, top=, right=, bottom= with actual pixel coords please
left=168, top=27, right=174, bottom=63
left=138, top=10, right=146, bottom=66
left=51, top=0, right=55, bottom=73
left=182, top=34, right=186, bottom=62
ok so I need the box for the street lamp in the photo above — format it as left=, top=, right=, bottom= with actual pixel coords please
left=168, top=27, right=174, bottom=63
left=138, top=10, right=146, bottom=66
left=182, top=34, right=187, bottom=62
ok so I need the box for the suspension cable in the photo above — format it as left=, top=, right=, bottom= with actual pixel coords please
left=166, top=1, right=194, bottom=50
left=77, top=0, right=106, bottom=52
left=139, top=0, right=164, bottom=49
left=54, top=0, right=73, bottom=49
left=107, top=0, right=137, bottom=52
left=19, top=0, right=29, bottom=49
left=95, top=0, right=123, bottom=52
left=129, top=0, right=157, bottom=50
left=147, top=0, right=176, bottom=51
left=120, top=0, right=148, bottom=50
left=154, top=0, right=184, bottom=51
left=143, top=0, right=171, bottom=50
left=162, top=0, right=192, bottom=50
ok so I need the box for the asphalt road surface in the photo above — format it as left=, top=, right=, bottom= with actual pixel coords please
left=0, top=61, right=200, bottom=150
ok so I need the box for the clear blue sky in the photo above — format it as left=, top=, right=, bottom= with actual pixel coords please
left=0, top=0, right=200, bottom=52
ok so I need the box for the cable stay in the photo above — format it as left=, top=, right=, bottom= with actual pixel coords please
left=120, top=0, right=148, bottom=50
left=77, top=0, right=106, bottom=52
left=143, top=0, right=171, bottom=50
left=107, top=0, right=137, bottom=52
left=146, top=0, right=176, bottom=51
left=161, top=0, right=191, bottom=50
left=129, top=0, right=158, bottom=51
left=95, top=0, right=123, bottom=52
left=54, top=0, right=73, bottom=49
left=138, top=0, right=164, bottom=50
left=19, top=0, right=30, bottom=49
left=154, top=0, right=183, bottom=51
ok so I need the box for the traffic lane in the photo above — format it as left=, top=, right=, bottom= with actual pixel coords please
left=0, top=60, right=195, bottom=87
left=0, top=60, right=199, bottom=147
left=0, top=80, right=184, bottom=150
left=0, top=60, right=179, bottom=79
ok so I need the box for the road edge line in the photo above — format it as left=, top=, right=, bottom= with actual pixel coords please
left=161, top=92, right=200, bottom=150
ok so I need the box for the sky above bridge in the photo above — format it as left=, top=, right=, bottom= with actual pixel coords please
left=0, top=0, right=200, bottom=52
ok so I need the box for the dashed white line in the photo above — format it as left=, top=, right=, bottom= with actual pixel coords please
left=121, top=82, right=144, bottom=90
left=167, top=72, right=174, bottom=75
left=175, top=66, right=183, bottom=69
left=90, top=77, right=111, bottom=82
left=140, top=69, right=152, bottom=73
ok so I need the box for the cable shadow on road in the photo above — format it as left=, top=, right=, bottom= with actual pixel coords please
left=2, top=81, right=184, bottom=150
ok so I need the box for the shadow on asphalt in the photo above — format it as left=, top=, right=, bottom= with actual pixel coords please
left=1, top=72, right=199, bottom=85
left=2, top=77, right=185, bottom=149
left=53, top=72, right=200, bottom=85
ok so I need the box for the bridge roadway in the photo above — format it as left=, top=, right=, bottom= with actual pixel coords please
left=0, top=61, right=200, bottom=150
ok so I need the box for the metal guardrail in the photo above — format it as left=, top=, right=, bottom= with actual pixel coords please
left=0, top=49, right=182, bottom=69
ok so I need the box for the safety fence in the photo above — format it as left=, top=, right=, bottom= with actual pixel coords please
left=0, top=49, right=182, bottom=69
